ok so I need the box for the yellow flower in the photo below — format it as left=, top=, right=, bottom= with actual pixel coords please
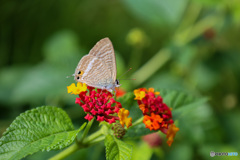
left=67, top=82, right=87, bottom=95
left=166, top=124, right=179, bottom=147
left=118, top=108, right=132, bottom=128
left=134, top=89, right=146, bottom=100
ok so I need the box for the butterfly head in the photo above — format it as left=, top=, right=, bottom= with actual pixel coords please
left=74, top=70, right=84, bottom=81
left=115, top=79, right=120, bottom=88
left=105, top=79, right=120, bottom=92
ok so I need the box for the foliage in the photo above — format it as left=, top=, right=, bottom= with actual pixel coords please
left=0, top=89, right=206, bottom=159
left=1, top=0, right=240, bottom=159
left=105, top=134, right=132, bottom=160
left=0, top=106, right=86, bottom=160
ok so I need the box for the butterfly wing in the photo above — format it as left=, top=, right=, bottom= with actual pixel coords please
left=88, top=38, right=117, bottom=81
left=74, top=55, right=113, bottom=88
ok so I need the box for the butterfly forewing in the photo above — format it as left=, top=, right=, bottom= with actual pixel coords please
left=88, top=38, right=116, bottom=81
left=75, top=55, right=112, bottom=88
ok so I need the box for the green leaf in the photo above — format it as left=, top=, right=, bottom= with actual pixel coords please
left=118, top=93, right=153, bottom=138
left=105, top=134, right=132, bottom=160
left=123, top=0, right=188, bottom=26
left=124, top=123, right=154, bottom=138
left=0, top=106, right=86, bottom=160
left=132, top=142, right=153, bottom=160
left=125, top=89, right=207, bottom=138
left=159, top=89, right=208, bottom=118
left=117, top=92, right=134, bottom=109
left=117, top=92, right=142, bottom=121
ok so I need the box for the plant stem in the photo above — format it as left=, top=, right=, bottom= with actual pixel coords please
left=49, top=124, right=105, bottom=160
left=80, top=118, right=94, bottom=142
left=131, top=117, right=143, bottom=127
left=130, top=48, right=171, bottom=87
left=174, top=14, right=221, bottom=46
left=83, top=129, right=104, bottom=144
left=49, top=143, right=81, bottom=160
left=86, top=136, right=105, bottom=146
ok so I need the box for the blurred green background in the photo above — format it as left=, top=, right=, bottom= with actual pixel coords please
left=0, top=0, right=240, bottom=159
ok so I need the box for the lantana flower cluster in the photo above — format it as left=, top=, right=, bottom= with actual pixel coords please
left=67, top=82, right=132, bottom=127
left=67, top=83, right=178, bottom=146
left=134, top=88, right=179, bottom=146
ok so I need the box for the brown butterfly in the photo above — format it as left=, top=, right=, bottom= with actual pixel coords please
left=74, top=38, right=120, bottom=92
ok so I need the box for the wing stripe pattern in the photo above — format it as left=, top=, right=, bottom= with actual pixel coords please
left=82, top=57, right=98, bottom=79
left=78, top=55, right=111, bottom=85
left=89, top=38, right=116, bottom=80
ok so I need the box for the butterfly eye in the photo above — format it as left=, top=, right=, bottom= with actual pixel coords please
left=116, top=79, right=119, bottom=85
left=78, top=71, right=84, bottom=75
left=77, top=76, right=80, bottom=80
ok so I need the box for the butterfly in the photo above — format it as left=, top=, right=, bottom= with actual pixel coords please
left=74, top=38, right=120, bottom=92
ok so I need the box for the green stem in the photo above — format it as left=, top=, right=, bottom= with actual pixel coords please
left=174, top=14, right=221, bottom=46
left=49, top=125, right=105, bottom=160
left=174, top=2, right=202, bottom=35
left=83, top=129, right=104, bottom=144
left=130, top=48, right=171, bottom=87
left=131, top=117, right=143, bottom=127
left=79, top=118, right=94, bottom=142
left=130, top=7, right=221, bottom=87
left=129, top=47, right=143, bottom=70
left=84, top=135, right=105, bottom=146
left=49, top=143, right=81, bottom=160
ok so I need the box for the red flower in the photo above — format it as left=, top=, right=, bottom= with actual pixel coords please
left=134, top=88, right=173, bottom=130
left=134, top=88, right=179, bottom=146
left=68, top=83, right=122, bottom=124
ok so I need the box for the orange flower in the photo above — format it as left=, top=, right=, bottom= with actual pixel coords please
left=166, top=124, right=179, bottom=147
left=143, top=113, right=163, bottom=131
left=147, top=88, right=160, bottom=95
left=134, top=89, right=146, bottom=100
left=67, top=82, right=87, bottom=95
left=134, top=87, right=178, bottom=147
left=135, top=87, right=173, bottom=129
left=139, top=104, right=148, bottom=113
left=116, top=88, right=126, bottom=98
left=118, top=108, right=132, bottom=128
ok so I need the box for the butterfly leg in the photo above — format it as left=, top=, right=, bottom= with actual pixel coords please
left=100, top=86, right=106, bottom=94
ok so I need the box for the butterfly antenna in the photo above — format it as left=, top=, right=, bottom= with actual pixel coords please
left=66, top=74, right=75, bottom=78
left=118, top=68, right=132, bottom=79
left=118, top=78, right=136, bottom=80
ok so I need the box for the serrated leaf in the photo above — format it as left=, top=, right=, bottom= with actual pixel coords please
left=117, top=92, right=135, bottom=108
left=124, top=123, right=154, bottom=138
left=105, top=134, right=132, bottom=160
left=124, top=89, right=207, bottom=138
left=117, top=93, right=142, bottom=121
left=160, top=89, right=208, bottom=109
left=159, top=89, right=208, bottom=118
left=0, top=106, right=86, bottom=160
left=123, top=0, right=188, bottom=26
